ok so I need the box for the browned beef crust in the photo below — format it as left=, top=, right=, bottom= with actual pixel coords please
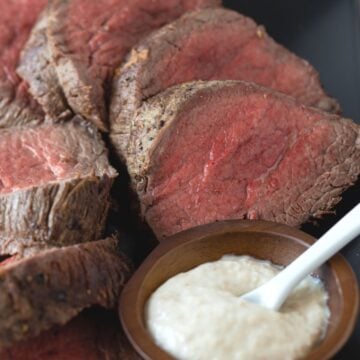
left=0, top=238, right=132, bottom=350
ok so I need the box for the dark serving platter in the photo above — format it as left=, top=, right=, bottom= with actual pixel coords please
left=114, top=0, right=360, bottom=359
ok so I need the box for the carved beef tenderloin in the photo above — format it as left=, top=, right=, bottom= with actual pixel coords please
left=19, top=0, right=221, bottom=131
left=0, top=0, right=47, bottom=128
left=110, top=8, right=339, bottom=159
left=0, top=238, right=132, bottom=350
left=126, top=81, right=359, bottom=239
left=0, top=118, right=117, bottom=256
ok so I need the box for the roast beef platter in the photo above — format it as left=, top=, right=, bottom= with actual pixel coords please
left=0, top=0, right=358, bottom=358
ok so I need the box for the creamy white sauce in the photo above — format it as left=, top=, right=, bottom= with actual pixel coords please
left=145, top=255, right=330, bottom=360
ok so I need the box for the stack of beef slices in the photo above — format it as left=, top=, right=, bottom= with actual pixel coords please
left=19, top=0, right=221, bottom=129
left=0, top=124, right=135, bottom=349
left=0, top=0, right=223, bottom=356
left=0, top=90, right=133, bottom=351
left=110, top=8, right=360, bottom=239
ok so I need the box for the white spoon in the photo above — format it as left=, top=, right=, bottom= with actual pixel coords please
left=241, top=203, right=360, bottom=311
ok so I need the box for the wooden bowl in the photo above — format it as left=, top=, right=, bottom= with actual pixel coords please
left=120, top=220, right=359, bottom=360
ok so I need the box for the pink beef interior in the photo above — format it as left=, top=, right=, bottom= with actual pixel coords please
left=146, top=15, right=330, bottom=108
left=0, top=123, right=106, bottom=194
left=145, top=86, right=358, bottom=237
left=0, top=0, right=46, bottom=92
left=61, top=0, right=215, bottom=85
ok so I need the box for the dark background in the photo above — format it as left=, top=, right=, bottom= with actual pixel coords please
left=223, top=0, right=360, bottom=358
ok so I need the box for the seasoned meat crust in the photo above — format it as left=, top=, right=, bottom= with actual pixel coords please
left=0, top=238, right=132, bottom=350
left=18, top=11, right=72, bottom=122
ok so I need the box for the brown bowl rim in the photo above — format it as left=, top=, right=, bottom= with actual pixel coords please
left=120, top=220, right=359, bottom=360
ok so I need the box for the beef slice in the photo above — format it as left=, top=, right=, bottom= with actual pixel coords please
left=0, top=238, right=132, bottom=350
left=0, top=308, right=140, bottom=360
left=110, top=8, right=339, bottom=159
left=0, top=0, right=47, bottom=128
left=0, top=118, right=117, bottom=256
left=18, top=10, right=72, bottom=122
left=125, top=81, right=359, bottom=239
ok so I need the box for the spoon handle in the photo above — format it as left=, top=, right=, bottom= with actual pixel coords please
left=264, top=203, right=360, bottom=310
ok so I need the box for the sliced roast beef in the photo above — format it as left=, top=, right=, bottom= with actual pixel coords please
left=0, top=238, right=132, bottom=349
left=0, top=0, right=46, bottom=128
left=19, top=0, right=220, bottom=131
left=0, top=118, right=117, bottom=256
left=110, top=8, right=339, bottom=159
left=125, top=81, right=360, bottom=239
left=1, top=308, right=140, bottom=360
left=18, top=11, right=72, bottom=122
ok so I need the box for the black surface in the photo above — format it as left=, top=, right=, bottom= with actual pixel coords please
left=222, top=1, right=359, bottom=359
